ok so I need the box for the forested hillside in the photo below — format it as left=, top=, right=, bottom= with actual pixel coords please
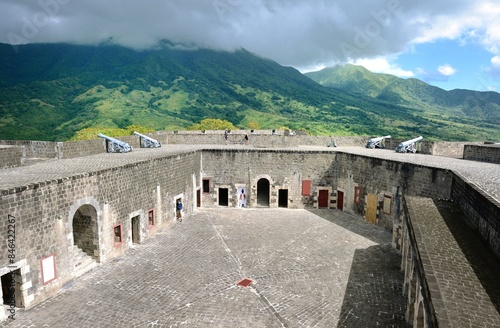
left=1, top=42, right=499, bottom=141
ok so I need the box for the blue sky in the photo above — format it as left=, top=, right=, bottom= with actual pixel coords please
left=1, top=0, right=499, bottom=92
left=345, top=39, right=500, bottom=91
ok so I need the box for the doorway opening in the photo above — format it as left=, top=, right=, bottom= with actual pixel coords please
left=72, top=204, right=98, bottom=259
left=278, top=189, right=288, bottom=208
left=257, top=178, right=270, bottom=207
left=1, top=269, right=24, bottom=308
left=219, top=188, right=229, bottom=206
left=131, top=215, right=140, bottom=244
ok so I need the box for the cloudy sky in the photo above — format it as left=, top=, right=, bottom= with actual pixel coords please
left=1, top=0, right=499, bottom=91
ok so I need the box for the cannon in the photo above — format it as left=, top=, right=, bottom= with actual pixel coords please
left=98, top=133, right=133, bottom=153
left=366, top=135, right=391, bottom=149
left=133, top=131, right=161, bottom=148
left=395, top=136, right=423, bottom=153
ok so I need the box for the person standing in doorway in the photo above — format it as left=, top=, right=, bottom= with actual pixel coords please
left=239, top=189, right=247, bottom=207
left=176, top=199, right=183, bottom=222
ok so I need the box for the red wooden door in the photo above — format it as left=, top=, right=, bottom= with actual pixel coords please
left=337, top=190, right=344, bottom=211
left=318, top=190, right=329, bottom=208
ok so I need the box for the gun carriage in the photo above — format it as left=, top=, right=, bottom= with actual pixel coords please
left=395, top=136, right=423, bottom=153
left=98, top=133, right=133, bottom=153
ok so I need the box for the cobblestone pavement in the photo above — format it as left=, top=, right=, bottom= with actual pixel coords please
left=1, top=208, right=408, bottom=328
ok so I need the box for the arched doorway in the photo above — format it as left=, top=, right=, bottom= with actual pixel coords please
left=72, top=204, right=98, bottom=259
left=257, top=178, right=270, bottom=207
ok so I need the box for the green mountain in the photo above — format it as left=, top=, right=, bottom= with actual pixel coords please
left=0, top=42, right=499, bottom=141
left=305, top=64, right=500, bottom=128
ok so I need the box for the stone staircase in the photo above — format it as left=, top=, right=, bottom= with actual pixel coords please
left=71, top=245, right=98, bottom=278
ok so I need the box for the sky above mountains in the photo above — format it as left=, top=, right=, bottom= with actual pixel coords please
left=1, top=0, right=499, bottom=91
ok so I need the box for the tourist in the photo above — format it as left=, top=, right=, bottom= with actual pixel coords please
left=176, top=199, right=183, bottom=222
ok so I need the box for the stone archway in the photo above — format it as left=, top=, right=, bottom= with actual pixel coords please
left=257, top=178, right=270, bottom=207
left=72, top=204, right=98, bottom=258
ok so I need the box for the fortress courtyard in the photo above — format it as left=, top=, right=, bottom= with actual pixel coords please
left=1, top=207, right=408, bottom=328
left=0, top=141, right=499, bottom=327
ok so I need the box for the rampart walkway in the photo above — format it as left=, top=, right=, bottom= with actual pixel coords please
left=1, top=145, right=499, bottom=205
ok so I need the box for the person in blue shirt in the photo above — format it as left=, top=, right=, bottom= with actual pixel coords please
left=176, top=199, right=183, bottom=222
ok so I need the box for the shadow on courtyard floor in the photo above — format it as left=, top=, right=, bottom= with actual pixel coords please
left=307, top=209, right=410, bottom=328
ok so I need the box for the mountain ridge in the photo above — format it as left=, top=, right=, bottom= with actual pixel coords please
left=1, top=42, right=499, bottom=141
left=305, top=64, right=500, bottom=122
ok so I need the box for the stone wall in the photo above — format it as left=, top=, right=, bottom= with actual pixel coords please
left=450, top=172, right=500, bottom=258
left=0, top=150, right=201, bottom=311
left=0, top=146, right=22, bottom=169
left=335, top=153, right=453, bottom=229
left=169, top=132, right=367, bottom=148
left=201, top=149, right=453, bottom=231
left=200, top=149, right=338, bottom=209
left=431, top=142, right=482, bottom=157
left=0, top=140, right=58, bottom=159
left=0, top=132, right=489, bottom=169
left=463, top=144, right=500, bottom=164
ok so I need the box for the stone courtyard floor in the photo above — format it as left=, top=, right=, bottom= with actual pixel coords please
left=1, top=208, right=408, bottom=328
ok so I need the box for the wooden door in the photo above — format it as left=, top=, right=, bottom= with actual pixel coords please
left=318, top=190, right=329, bottom=208
left=366, top=194, right=378, bottom=224
left=337, top=190, right=344, bottom=211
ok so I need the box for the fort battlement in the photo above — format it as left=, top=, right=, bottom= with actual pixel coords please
left=0, top=135, right=499, bottom=326
left=0, top=131, right=494, bottom=169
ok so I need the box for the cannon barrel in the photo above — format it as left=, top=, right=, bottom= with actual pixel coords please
left=366, top=135, right=391, bottom=149
left=133, top=131, right=161, bottom=148
left=400, top=136, right=423, bottom=146
left=395, top=136, right=423, bottom=153
left=98, top=133, right=133, bottom=153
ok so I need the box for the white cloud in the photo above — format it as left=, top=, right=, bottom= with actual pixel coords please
left=351, top=57, right=414, bottom=77
left=0, top=0, right=499, bottom=70
left=437, top=64, right=457, bottom=76
left=492, top=56, right=500, bottom=68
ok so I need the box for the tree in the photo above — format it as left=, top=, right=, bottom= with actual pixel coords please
left=187, top=118, right=237, bottom=131
left=247, top=121, right=261, bottom=130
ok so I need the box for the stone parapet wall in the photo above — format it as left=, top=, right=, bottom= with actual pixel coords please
left=463, top=144, right=500, bottom=163
left=451, top=172, right=500, bottom=258
left=168, top=132, right=368, bottom=148
left=0, top=146, right=22, bottom=169
left=0, top=133, right=490, bottom=168
left=0, top=140, right=58, bottom=159
left=431, top=142, right=482, bottom=157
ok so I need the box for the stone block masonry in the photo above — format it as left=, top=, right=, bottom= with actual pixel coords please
left=0, top=148, right=201, bottom=314
left=201, top=149, right=338, bottom=209
left=401, top=197, right=500, bottom=327
left=0, top=146, right=22, bottom=169
left=463, top=143, right=500, bottom=164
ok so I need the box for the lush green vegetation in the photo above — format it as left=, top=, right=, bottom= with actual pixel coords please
left=1, top=43, right=499, bottom=141
left=306, top=64, right=500, bottom=141
left=186, top=118, right=237, bottom=131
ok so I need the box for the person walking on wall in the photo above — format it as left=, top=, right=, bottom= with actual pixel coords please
left=224, top=130, right=229, bottom=145
left=176, top=199, right=183, bottom=222
left=244, top=133, right=249, bottom=145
